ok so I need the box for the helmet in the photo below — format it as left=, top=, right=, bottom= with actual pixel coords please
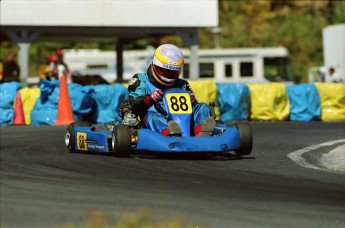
left=151, top=44, right=184, bottom=86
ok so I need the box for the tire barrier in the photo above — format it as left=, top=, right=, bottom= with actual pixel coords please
left=216, top=83, right=250, bottom=121
left=31, top=80, right=62, bottom=125
left=286, top=83, right=321, bottom=121
left=90, top=84, right=128, bottom=123
left=0, top=81, right=344, bottom=125
left=18, top=87, right=40, bottom=125
left=31, top=82, right=128, bottom=125
left=247, top=83, right=290, bottom=121
left=189, top=80, right=220, bottom=119
left=0, top=82, right=22, bottom=125
left=315, top=83, right=345, bottom=121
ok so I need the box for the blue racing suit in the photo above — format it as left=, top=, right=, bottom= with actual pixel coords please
left=128, top=67, right=211, bottom=135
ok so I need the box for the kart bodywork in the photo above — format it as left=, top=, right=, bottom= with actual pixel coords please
left=65, top=88, right=253, bottom=156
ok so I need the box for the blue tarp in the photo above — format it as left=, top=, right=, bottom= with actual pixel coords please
left=31, top=80, right=62, bottom=125
left=0, top=82, right=22, bottom=108
left=30, top=80, right=128, bottom=125
left=31, top=81, right=96, bottom=125
left=0, top=82, right=22, bottom=124
left=287, top=83, right=321, bottom=121
left=0, top=108, right=14, bottom=125
left=216, top=83, right=250, bottom=121
left=91, top=84, right=128, bottom=123
left=69, top=83, right=96, bottom=120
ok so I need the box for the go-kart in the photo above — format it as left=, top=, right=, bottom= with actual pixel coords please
left=65, top=88, right=253, bottom=157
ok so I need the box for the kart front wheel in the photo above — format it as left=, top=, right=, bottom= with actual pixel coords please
left=65, top=121, right=91, bottom=152
left=235, top=122, right=253, bottom=156
left=112, top=125, right=131, bottom=157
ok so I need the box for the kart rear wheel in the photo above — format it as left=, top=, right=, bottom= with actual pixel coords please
left=235, top=122, right=253, bottom=156
left=65, top=121, right=91, bottom=152
left=112, top=124, right=131, bottom=157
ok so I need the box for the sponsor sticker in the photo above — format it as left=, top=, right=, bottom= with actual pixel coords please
left=162, top=64, right=181, bottom=71
left=87, top=144, right=105, bottom=150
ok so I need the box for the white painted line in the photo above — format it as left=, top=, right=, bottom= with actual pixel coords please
left=287, top=139, right=345, bottom=172
left=320, top=144, right=345, bottom=172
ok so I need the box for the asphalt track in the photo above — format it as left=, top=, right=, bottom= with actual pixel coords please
left=1, top=122, right=345, bottom=227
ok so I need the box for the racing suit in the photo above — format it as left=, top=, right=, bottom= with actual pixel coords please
left=128, top=65, right=211, bottom=135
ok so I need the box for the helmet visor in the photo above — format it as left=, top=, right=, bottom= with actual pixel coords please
left=153, top=65, right=181, bottom=80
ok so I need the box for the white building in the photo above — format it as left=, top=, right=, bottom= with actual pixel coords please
left=64, top=47, right=293, bottom=84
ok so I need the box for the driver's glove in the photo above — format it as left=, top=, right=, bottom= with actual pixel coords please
left=150, top=89, right=163, bottom=103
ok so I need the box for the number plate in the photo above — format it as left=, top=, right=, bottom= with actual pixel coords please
left=166, top=93, right=192, bottom=114
left=77, top=132, right=88, bottom=151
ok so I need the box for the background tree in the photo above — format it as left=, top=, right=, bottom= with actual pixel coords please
left=199, top=0, right=345, bottom=82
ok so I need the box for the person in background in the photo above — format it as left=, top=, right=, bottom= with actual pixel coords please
left=325, top=67, right=340, bottom=83
left=2, top=52, right=20, bottom=82
left=317, top=67, right=326, bottom=82
left=128, top=44, right=216, bottom=136
left=44, top=54, right=59, bottom=81
left=41, top=49, right=70, bottom=82
left=55, top=49, right=70, bottom=80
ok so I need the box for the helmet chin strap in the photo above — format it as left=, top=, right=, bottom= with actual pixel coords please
left=151, top=65, right=175, bottom=86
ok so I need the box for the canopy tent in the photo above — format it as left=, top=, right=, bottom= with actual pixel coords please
left=0, top=0, right=218, bottom=86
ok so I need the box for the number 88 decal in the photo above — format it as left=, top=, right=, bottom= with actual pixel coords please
left=166, top=93, right=192, bottom=114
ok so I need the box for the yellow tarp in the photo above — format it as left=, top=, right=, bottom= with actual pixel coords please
left=17, top=88, right=40, bottom=125
left=247, top=83, right=290, bottom=121
left=315, top=83, right=345, bottom=121
left=189, top=79, right=220, bottom=119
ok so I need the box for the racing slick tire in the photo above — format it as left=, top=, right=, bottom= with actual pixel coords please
left=112, top=124, right=131, bottom=157
left=235, top=122, right=253, bottom=156
left=65, top=121, right=91, bottom=152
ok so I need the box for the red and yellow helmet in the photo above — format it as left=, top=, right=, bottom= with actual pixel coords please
left=151, top=44, right=184, bottom=86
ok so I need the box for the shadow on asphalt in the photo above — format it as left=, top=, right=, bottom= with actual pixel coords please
left=69, top=150, right=255, bottom=161
left=132, top=151, right=255, bottom=161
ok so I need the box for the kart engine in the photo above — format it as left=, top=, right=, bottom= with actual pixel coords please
left=121, top=111, right=139, bottom=127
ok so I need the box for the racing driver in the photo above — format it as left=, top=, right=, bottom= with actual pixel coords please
left=128, top=44, right=216, bottom=136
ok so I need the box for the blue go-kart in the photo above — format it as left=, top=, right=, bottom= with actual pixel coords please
left=65, top=88, right=253, bottom=157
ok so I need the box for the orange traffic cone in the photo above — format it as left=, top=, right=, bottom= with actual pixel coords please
left=54, top=75, right=74, bottom=125
left=13, top=92, right=26, bottom=125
